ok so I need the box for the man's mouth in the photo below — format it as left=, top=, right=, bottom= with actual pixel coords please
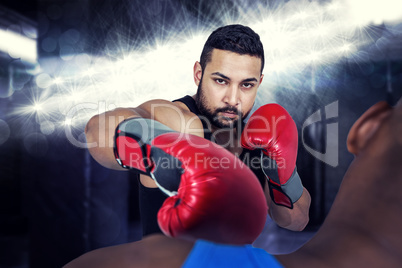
left=221, top=111, right=238, bottom=119
left=214, top=106, right=241, bottom=122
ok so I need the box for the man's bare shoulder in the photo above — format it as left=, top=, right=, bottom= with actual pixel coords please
left=138, top=98, right=204, bottom=136
left=137, top=99, right=190, bottom=114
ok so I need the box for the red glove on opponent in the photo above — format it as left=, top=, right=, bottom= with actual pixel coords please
left=241, top=104, right=303, bottom=209
left=114, top=118, right=267, bottom=244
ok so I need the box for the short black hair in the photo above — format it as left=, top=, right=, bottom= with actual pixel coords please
left=200, top=24, right=265, bottom=74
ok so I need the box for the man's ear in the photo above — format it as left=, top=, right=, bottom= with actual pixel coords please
left=347, top=101, right=392, bottom=155
left=193, top=61, right=202, bottom=86
left=259, top=74, right=264, bottom=86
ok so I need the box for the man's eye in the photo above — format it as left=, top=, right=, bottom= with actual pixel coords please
left=243, top=83, right=254, bottom=89
left=215, top=79, right=226, bottom=85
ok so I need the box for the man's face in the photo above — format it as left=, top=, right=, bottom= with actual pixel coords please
left=194, top=49, right=263, bottom=129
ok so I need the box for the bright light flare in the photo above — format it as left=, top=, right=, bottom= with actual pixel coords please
left=83, top=68, right=96, bottom=77
left=52, top=77, right=64, bottom=85
left=64, top=118, right=72, bottom=126
left=344, top=0, right=402, bottom=26
left=0, top=28, right=37, bottom=64
left=338, top=43, right=355, bottom=55
left=33, top=103, right=43, bottom=112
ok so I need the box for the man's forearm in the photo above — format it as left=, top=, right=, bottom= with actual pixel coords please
left=85, top=108, right=141, bottom=169
left=268, top=187, right=311, bottom=231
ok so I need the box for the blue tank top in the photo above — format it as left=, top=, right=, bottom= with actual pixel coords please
left=183, top=240, right=283, bottom=268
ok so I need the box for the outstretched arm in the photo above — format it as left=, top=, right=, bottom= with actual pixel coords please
left=85, top=107, right=141, bottom=170
left=85, top=99, right=203, bottom=170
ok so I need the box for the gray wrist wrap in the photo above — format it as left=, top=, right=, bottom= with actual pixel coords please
left=118, top=118, right=176, bottom=145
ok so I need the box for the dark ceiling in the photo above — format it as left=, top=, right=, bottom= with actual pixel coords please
left=1, top=0, right=38, bottom=21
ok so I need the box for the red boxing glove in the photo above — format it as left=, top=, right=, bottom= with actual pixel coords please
left=241, top=104, right=303, bottom=208
left=114, top=118, right=180, bottom=193
left=114, top=118, right=267, bottom=244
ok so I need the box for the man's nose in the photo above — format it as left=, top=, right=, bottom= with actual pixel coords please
left=224, top=86, right=239, bottom=106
